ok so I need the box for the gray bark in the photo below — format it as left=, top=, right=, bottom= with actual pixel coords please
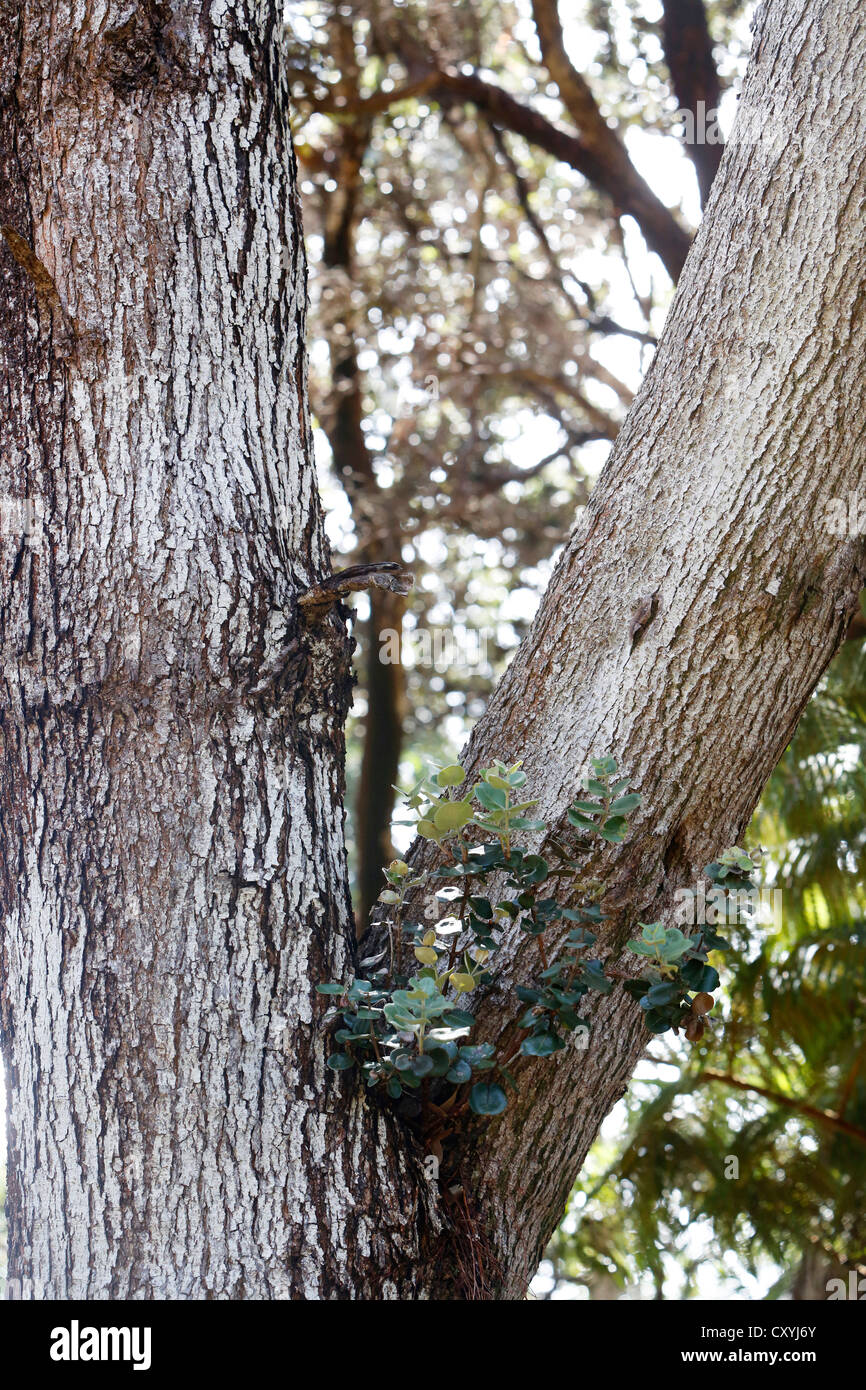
left=0, top=0, right=864, bottom=1301
left=0, top=0, right=430, bottom=1299
left=370, top=0, right=866, bottom=1296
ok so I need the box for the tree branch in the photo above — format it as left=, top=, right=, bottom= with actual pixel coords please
left=425, top=64, right=691, bottom=282
left=293, top=35, right=693, bottom=282
left=489, top=124, right=657, bottom=347
left=661, top=0, right=724, bottom=205
left=298, top=561, right=413, bottom=619
left=697, top=1070, right=866, bottom=1149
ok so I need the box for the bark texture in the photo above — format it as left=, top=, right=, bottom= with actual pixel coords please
left=370, top=0, right=866, bottom=1297
left=0, top=0, right=431, bottom=1299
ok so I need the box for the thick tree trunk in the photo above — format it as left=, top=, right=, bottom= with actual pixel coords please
left=0, top=0, right=432, bottom=1299
left=1, top=0, right=865, bottom=1303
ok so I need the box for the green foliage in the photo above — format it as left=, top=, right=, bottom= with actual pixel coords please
left=319, top=754, right=755, bottom=1134
left=622, top=851, right=755, bottom=1042
left=546, top=644, right=866, bottom=1298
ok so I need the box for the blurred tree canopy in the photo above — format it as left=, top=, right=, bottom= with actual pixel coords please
left=285, top=0, right=753, bottom=926
left=541, top=641, right=866, bottom=1298
left=284, top=0, right=864, bottom=1298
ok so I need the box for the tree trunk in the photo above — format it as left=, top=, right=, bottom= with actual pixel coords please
left=0, top=0, right=432, bottom=1299
left=370, top=0, right=866, bottom=1296
left=1, top=0, right=865, bottom=1302
left=356, top=589, right=405, bottom=930
left=316, top=100, right=406, bottom=935
left=660, top=0, right=723, bottom=205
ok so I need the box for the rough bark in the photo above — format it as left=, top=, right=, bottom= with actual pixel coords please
left=0, top=0, right=432, bottom=1299
left=369, top=0, right=866, bottom=1297
left=1, top=0, right=865, bottom=1303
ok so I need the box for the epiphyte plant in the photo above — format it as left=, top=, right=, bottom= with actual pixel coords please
left=318, top=756, right=756, bottom=1128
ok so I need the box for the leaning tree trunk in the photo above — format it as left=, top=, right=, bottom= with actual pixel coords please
left=1, top=0, right=865, bottom=1303
left=367, top=0, right=866, bottom=1296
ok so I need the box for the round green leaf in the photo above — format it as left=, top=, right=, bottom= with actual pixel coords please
left=327, top=1053, right=354, bottom=1070
left=436, top=764, right=466, bottom=787
left=450, top=972, right=477, bottom=992
left=446, top=1059, right=472, bottom=1084
left=469, top=1081, right=508, bottom=1116
left=443, top=1007, right=475, bottom=1027
left=644, top=1007, right=674, bottom=1034
left=521, top=1032, right=563, bottom=1058
left=433, top=800, right=474, bottom=832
